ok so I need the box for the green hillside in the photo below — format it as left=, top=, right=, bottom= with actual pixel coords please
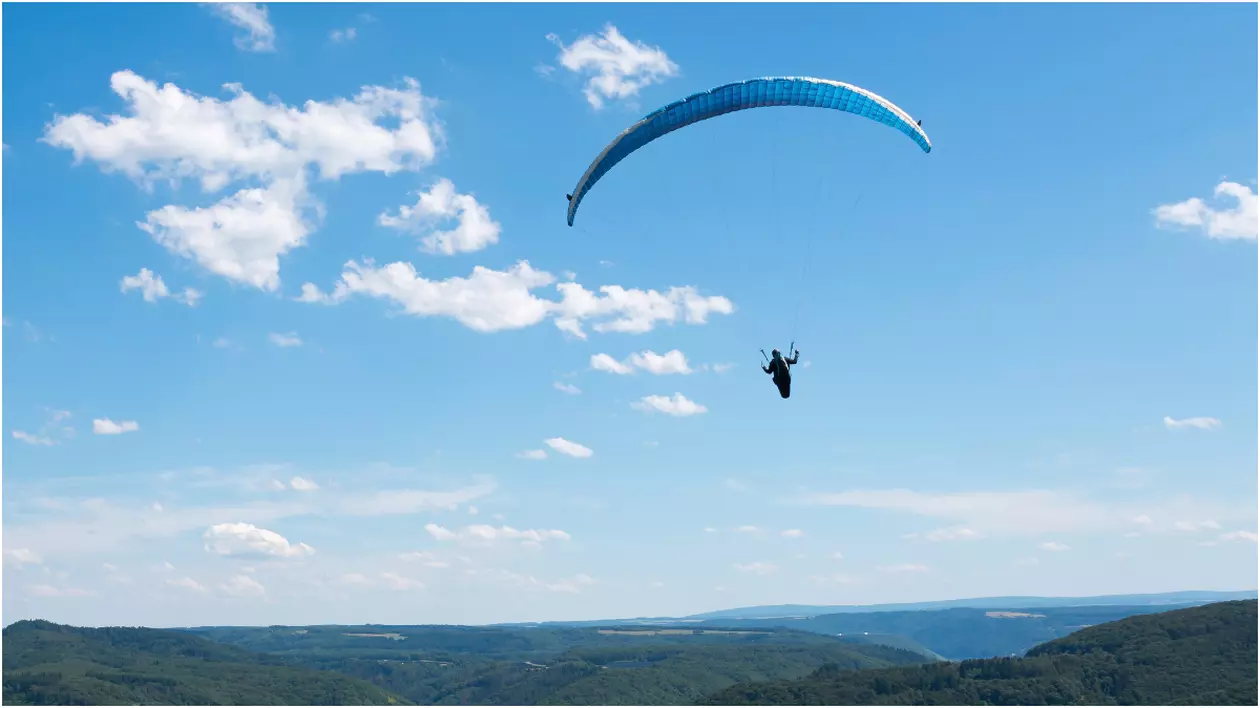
left=325, top=642, right=928, bottom=705
left=702, top=600, right=1258, bottom=705
left=1, top=620, right=409, bottom=706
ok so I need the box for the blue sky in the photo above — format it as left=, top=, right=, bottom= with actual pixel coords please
left=3, top=2, right=1257, bottom=628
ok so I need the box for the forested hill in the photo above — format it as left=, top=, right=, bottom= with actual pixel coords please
left=702, top=600, right=1258, bottom=705
left=1, top=620, right=408, bottom=705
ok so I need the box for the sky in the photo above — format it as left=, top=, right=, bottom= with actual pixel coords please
left=2, top=2, right=1257, bottom=628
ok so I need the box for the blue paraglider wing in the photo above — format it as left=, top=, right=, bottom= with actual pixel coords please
left=566, top=76, right=932, bottom=226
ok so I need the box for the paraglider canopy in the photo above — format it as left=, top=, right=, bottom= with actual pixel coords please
left=565, top=76, right=932, bottom=227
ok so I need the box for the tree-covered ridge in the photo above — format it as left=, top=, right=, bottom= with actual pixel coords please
left=1, top=620, right=408, bottom=706
left=702, top=600, right=1258, bottom=706
left=321, top=641, right=927, bottom=705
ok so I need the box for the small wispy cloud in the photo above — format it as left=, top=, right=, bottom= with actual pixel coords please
left=924, top=526, right=983, bottom=542
left=780, top=529, right=805, bottom=539
left=544, top=437, right=593, bottom=458
left=1163, top=415, right=1221, bottom=431
left=329, top=26, right=357, bottom=43
left=591, top=349, right=692, bottom=375
left=1038, top=541, right=1070, bottom=552
left=877, top=563, right=928, bottom=573
left=120, top=268, right=202, bottom=306
left=269, top=332, right=303, bottom=348
left=208, top=3, right=276, bottom=53
left=516, top=449, right=548, bottom=460
left=553, top=381, right=581, bottom=395
left=1173, top=519, right=1221, bottom=533
left=733, top=562, right=777, bottom=576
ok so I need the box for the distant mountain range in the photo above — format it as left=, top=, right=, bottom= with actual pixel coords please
left=494, top=589, right=1258, bottom=627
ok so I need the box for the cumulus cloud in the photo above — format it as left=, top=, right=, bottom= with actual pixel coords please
left=631, top=393, right=707, bottom=416
left=1153, top=180, right=1257, bottom=242
left=120, top=268, right=202, bottom=306
left=1163, top=415, right=1221, bottom=431
left=591, top=349, right=692, bottom=375
left=553, top=381, right=581, bottom=395
left=733, top=562, right=777, bottom=576
left=1217, top=530, right=1258, bottom=543
left=379, top=178, right=502, bottom=255
left=269, top=331, right=303, bottom=347
left=208, top=3, right=276, bottom=52
left=544, top=437, right=593, bottom=458
left=780, top=529, right=805, bottom=539
left=203, top=522, right=315, bottom=558
left=299, top=259, right=733, bottom=337
left=546, top=24, right=679, bottom=109
left=516, top=449, right=548, bottom=460
left=43, top=71, right=440, bottom=292
left=93, top=418, right=139, bottom=435
left=1038, top=541, right=1070, bottom=552
left=425, top=523, right=571, bottom=546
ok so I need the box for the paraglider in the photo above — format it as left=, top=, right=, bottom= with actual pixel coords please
left=563, top=76, right=932, bottom=400
left=762, top=348, right=800, bottom=399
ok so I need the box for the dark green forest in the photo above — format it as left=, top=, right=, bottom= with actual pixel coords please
left=4, top=601, right=1255, bottom=705
left=705, top=600, right=1258, bottom=706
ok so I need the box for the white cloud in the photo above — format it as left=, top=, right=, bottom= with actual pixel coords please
left=1038, top=541, right=1071, bottom=552
left=793, top=488, right=1184, bottom=537
left=591, top=353, right=633, bottom=375
left=379, top=178, right=502, bottom=255
left=877, top=563, right=929, bottom=573
left=735, top=525, right=760, bottom=534
left=780, top=529, right=805, bottom=539
left=830, top=551, right=845, bottom=560
left=1218, top=530, right=1258, bottom=543
left=516, top=449, right=548, bottom=460
left=221, top=574, right=266, bottom=597
left=546, top=24, right=678, bottom=109
left=1173, top=519, right=1221, bottom=532
left=28, top=584, right=96, bottom=598
left=1153, top=180, right=1257, bottom=242
left=1163, top=415, right=1222, bottom=431
left=329, top=26, right=357, bottom=43
left=399, top=550, right=450, bottom=568
left=44, top=71, right=440, bottom=292
left=380, top=571, right=424, bottom=590
left=591, top=349, right=692, bottom=375
left=213, top=337, right=234, bottom=349
left=553, top=381, right=581, bottom=395
left=733, top=562, right=777, bottom=576
left=711, top=363, right=735, bottom=374
left=1133, top=515, right=1155, bottom=526
left=166, top=576, right=208, bottom=592
left=544, top=437, right=593, bottom=458
left=208, top=3, right=276, bottom=52
left=203, top=522, right=315, bottom=558
left=289, top=476, right=319, bottom=491
left=120, top=268, right=202, bottom=306
left=300, top=260, right=733, bottom=337
left=93, top=418, right=139, bottom=435
left=4, top=548, right=43, bottom=568
left=12, top=430, right=56, bottom=446
left=269, top=332, right=303, bottom=347
left=631, top=393, right=707, bottom=416
left=426, top=523, right=570, bottom=546
left=924, top=526, right=983, bottom=542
